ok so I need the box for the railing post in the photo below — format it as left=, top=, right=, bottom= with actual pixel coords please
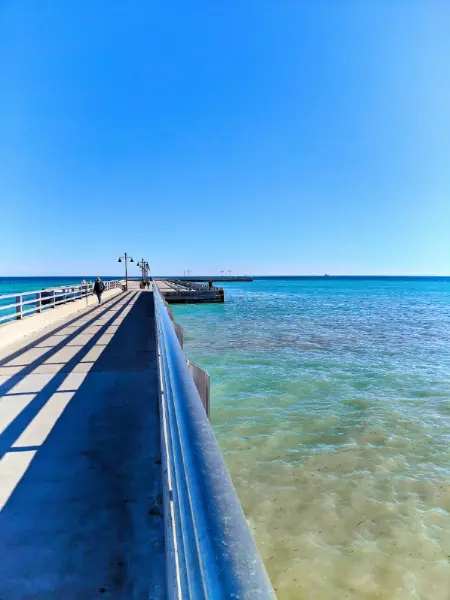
left=15, top=295, right=22, bottom=320
left=52, top=289, right=56, bottom=309
left=187, top=360, right=211, bottom=418
left=173, top=322, right=184, bottom=348
left=36, top=291, right=42, bottom=313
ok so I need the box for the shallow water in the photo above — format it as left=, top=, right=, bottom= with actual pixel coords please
left=172, top=278, right=450, bottom=600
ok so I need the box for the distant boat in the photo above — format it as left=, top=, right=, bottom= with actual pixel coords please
left=324, top=273, right=330, bottom=277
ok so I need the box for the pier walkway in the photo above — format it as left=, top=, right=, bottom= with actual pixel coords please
left=0, top=286, right=165, bottom=599
left=0, top=281, right=275, bottom=599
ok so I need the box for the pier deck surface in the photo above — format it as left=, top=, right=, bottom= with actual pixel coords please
left=0, top=286, right=165, bottom=599
left=155, top=280, right=224, bottom=303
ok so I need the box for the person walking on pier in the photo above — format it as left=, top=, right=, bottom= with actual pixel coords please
left=93, top=277, right=105, bottom=305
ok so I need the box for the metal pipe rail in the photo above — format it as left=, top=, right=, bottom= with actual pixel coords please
left=154, top=285, right=276, bottom=599
left=0, top=280, right=123, bottom=325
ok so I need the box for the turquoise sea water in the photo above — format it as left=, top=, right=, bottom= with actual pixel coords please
left=172, top=278, right=450, bottom=600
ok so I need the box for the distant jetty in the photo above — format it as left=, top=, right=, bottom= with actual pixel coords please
left=153, top=275, right=253, bottom=283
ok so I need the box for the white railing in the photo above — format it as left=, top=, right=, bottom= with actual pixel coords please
left=0, top=280, right=123, bottom=325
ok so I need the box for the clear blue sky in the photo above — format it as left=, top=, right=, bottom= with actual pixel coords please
left=1, top=1, right=449, bottom=276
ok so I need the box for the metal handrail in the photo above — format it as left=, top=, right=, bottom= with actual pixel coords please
left=153, top=285, right=276, bottom=599
left=0, top=280, right=123, bottom=325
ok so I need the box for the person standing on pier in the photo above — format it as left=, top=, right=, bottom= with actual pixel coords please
left=93, top=277, right=105, bottom=305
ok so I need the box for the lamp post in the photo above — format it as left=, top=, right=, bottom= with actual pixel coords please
left=137, top=259, right=150, bottom=282
left=220, top=270, right=225, bottom=277
left=228, top=269, right=232, bottom=277
left=118, top=252, right=134, bottom=291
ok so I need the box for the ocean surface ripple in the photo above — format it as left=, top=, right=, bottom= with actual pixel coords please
left=173, top=278, right=450, bottom=600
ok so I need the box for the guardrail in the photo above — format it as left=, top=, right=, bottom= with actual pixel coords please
left=153, top=284, right=276, bottom=599
left=0, top=280, right=123, bottom=325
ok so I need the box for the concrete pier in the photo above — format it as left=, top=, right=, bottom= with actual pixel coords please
left=0, top=285, right=123, bottom=353
left=153, top=276, right=253, bottom=283
left=156, top=280, right=224, bottom=303
left=0, top=286, right=165, bottom=599
left=0, top=280, right=275, bottom=599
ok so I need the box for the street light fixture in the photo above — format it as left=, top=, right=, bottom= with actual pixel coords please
left=137, top=259, right=150, bottom=283
left=118, top=252, right=134, bottom=291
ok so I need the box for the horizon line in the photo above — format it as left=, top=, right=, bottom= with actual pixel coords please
left=1, top=274, right=449, bottom=278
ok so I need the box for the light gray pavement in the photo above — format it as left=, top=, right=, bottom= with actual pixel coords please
left=0, top=289, right=165, bottom=599
left=154, top=281, right=173, bottom=294
left=155, top=280, right=224, bottom=303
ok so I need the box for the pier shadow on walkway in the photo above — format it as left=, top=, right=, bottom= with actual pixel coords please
left=0, top=291, right=165, bottom=600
